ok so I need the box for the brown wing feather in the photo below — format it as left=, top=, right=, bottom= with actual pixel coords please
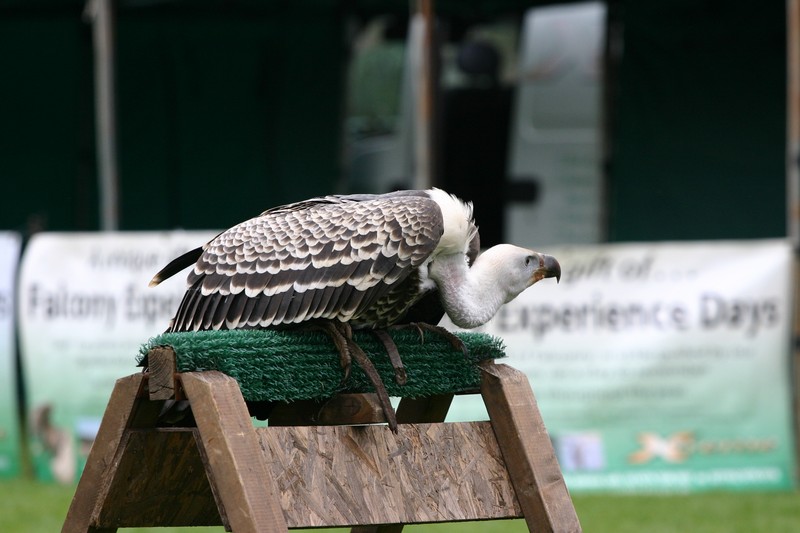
left=163, top=193, right=444, bottom=332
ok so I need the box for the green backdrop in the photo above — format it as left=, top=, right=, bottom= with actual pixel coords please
left=0, top=1, right=346, bottom=233
left=607, top=1, right=787, bottom=241
left=0, top=0, right=789, bottom=238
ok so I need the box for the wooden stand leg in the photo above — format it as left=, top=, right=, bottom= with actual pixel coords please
left=180, top=371, right=288, bottom=533
left=481, top=363, right=581, bottom=533
left=62, top=374, right=148, bottom=533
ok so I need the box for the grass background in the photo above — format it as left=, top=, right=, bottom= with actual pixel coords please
left=4, top=478, right=800, bottom=533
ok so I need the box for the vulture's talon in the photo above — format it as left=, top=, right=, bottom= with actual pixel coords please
left=394, top=322, right=469, bottom=358
left=412, top=323, right=425, bottom=343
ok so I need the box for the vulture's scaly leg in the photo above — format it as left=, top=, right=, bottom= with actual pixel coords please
left=344, top=335, right=398, bottom=432
left=316, top=321, right=353, bottom=382
left=372, top=330, right=408, bottom=386
left=317, top=321, right=398, bottom=432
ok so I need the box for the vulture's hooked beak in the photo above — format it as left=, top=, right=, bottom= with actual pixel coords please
left=533, top=253, right=561, bottom=284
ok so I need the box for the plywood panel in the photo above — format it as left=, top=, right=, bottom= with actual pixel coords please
left=258, top=422, right=522, bottom=528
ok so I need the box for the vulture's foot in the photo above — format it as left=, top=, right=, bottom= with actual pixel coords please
left=315, top=321, right=398, bottom=432
left=391, top=322, right=469, bottom=358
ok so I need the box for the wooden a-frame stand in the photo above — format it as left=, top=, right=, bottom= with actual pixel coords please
left=62, top=347, right=581, bottom=532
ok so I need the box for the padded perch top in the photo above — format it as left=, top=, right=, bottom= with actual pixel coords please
left=138, top=329, right=506, bottom=402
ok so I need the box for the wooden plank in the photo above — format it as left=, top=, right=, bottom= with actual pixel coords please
left=269, top=394, right=387, bottom=426
left=180, top=371, right=288, bottom=533
left=270, top=393, right=454, bottom=428
left=62, top=374, right=143, bottom=533
left=481, top=363, right=581, bottom=533
left=147, top=346, right=177, bottom=401
left=396, top=394, right=454, bottom=423
left=96, top=429, right=221, bottom=528
left=258, top=422, right=522, bottom=528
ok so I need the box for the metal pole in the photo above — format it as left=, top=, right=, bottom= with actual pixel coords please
left=786, top=0, right=800, bottom=486
left=411, top=0, right=436, bottom=190
left=85, top=0, right=119, bottom=231
left=788, top=0, right=800, bottom=245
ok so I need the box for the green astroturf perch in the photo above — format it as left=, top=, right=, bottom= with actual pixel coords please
left=149, top=188, right=561, bottom=430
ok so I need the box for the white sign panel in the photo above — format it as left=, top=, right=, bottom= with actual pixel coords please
left=0, top=232, right=21, bottom=478
left=507, top=2, right=606, bottom=247
left=444, top=240, right=796, bottom=491
left=18, top=230, right=217, bottom=482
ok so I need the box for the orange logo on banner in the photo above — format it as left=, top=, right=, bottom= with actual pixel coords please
left=628, top=432, right=694, bottom=464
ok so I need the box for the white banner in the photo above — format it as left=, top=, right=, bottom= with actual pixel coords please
left=444, top=239, right=796, bottom=491
left=18, top=230, right=217, bottom=482
left=0, top=232, right=21, bottom=478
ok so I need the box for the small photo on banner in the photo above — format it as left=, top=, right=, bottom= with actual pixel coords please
left=0, top=232, right=22, bottom=479
left=17, top=230, right=218, bottom=483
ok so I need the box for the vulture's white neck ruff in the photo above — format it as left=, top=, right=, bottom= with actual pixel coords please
left=427, top=188, right=477, bottom=256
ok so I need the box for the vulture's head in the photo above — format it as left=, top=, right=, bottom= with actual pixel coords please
left=476, top=244, right=561, bottom=303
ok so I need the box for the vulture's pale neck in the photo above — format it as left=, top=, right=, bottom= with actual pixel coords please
left=429, top=246, right=524, bottom=329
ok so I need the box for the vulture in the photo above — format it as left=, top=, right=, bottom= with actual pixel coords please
left=150, top=188, right=561, bottom=429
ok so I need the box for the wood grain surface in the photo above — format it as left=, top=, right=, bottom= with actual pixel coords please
left=258, top=422, right=522, bottom=528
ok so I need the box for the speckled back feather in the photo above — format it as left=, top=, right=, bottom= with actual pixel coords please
left=165, top=192, right=453, bottom=332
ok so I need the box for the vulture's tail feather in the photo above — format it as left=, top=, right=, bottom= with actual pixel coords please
left=149, top=246, right=203, bottom=286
